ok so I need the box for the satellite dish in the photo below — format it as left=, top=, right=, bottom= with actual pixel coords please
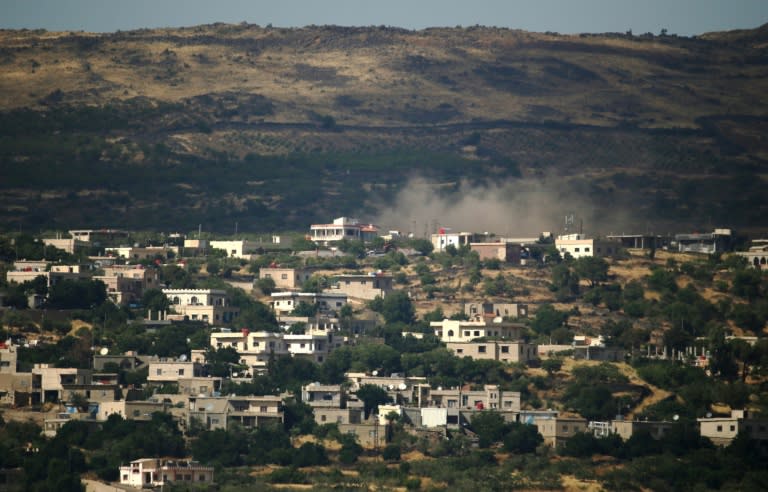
left=706, top=412, right=712, bottom=418
left=398, top=383, right=407, bottom=391
left=388, top=385, right=394, bottom=390
left=372, top=370, right=378, bottom=376
left=99, top=347, right=109, bottom=355
left=673, top=414, right=680, bottom=421
left=179, top=354, right=188, bottom=362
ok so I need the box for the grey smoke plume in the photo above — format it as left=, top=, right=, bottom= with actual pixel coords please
left=374, top=177, right=630, bottom=238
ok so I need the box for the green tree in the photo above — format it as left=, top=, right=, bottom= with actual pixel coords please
left=470, top=411, right=509, bottom=448
left=356, top=384, right=392, bottom=419
left=573, top=256, right=609, bottom=287
left=530, top=304, right=568, bottom=336
left=379, top=290, right=415, bottom=325
left=542, top=358, right=563, bottom=376
left=255, top=276, right=276, bottom=295
left=502, top=422, right=543, bottom=454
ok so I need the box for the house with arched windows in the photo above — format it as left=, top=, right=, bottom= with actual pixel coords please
left=161, top=289, right=239, bottom=324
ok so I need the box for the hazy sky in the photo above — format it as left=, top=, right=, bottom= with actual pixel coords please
left=1, top=0, right=767, bottom=36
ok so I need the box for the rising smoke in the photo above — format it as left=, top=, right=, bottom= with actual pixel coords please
left=373, top=177, right=634, bottom=238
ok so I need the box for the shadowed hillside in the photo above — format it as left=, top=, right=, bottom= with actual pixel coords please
left=1, top=23, right=767, bottom=234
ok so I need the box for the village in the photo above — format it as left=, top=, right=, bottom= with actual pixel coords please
left=1, top=217, right=768, bottom=490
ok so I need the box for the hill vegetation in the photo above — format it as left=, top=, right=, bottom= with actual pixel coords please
left=0, top=23, right=767, bottom=233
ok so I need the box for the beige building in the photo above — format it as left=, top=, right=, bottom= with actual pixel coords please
left=610, top=419, right=677, bottom=441
left=534, top=416, right=588, bottom=447
left=106, top=245, right=178, bottom=262
left=95, top=264, right=159, bottom=305
left=42, top=237, right=88, bottom=254
left=470, top=242, right=522, bottom=263
left=698, top=410, right=768, bottom=446
left=431, top=318, right=526, bottom=343
left=329, top=273, right=394, bottom=301
left=259, top=266, right=316, bottom=290
left=69, top=229, right=129, bottom=245
left=163, top=288, right=239, bottom=324
left=446, top=341, right=538, bottom=364
left=147, top=360, right=204, bottom=383
left=31, top=365, right=91, bottom=403
left=427, top=385, right=520, bottom=413
left=555, top=234, right=620, bottom=259
left=188, top=395, right=284, bottom=431
left=120, top=458, right=214, bottom=488
left=6, top=263, right=90, bottom=288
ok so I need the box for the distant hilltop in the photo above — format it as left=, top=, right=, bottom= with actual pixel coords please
left=0, top=24, right=767, bottom=234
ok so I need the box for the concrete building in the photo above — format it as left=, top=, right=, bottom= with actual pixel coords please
left=209, top=240, right=260, bottom=259
left=606, top=234, right=669, bottom=251
left=310, top=217, right=379, bottom=243
left=431, top=230, right=479, bottom=253
left=673, top=229, right=733, bottom=254
left=105, top=245, right=178, bottom=262
left=163, top=289, right=239, bottom=324
left=446, top=340, right=538, bottom=364
left=427, top=385, right=520, bottom=413
left=610, top=419, right=678, bottom=441
left=328, top=273, right=394, bottom=300
left=147, top=360, right=204, bottom=383
left=95, top=264, right=159, bottom=306
left=464, top=302, right=528, bottom=320
left=210, top=329, right=341, bottom=371
left=431, top=318, right=526, bottom=343
left=555, top=234, right=620, bottom=259
left=698, top=409, right=768, bottom=446
left=42, top=237, right=88, bottom=254
left=534, top=415, right=588, bottom=447
left=470, top=242, right=522, bottom=263
left=6, top=263, right=91, bottom=288
left=188, top=395, right=283, bottom=431
left=259, top=266, right=316, bottom=290
left=119, top=458, right=214, bottom=488
left=31, top=365, right=91, bottom=403
left=270, top=291, right=348, bottom=315
left=69, top=229, right=130, bottom=245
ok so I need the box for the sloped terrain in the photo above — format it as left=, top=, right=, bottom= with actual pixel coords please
left=1, top=24, right=767, bottom=233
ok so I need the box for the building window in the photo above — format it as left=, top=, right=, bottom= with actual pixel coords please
left=478, top=346, right=487, bottom=353
left=281, top=274, right=288, bottom=280
left=260, top=406, right=267, bottom=412
left=464, top=331, right=470, bottom=337
left=585, top=247, right=590, bottom=252
left=199, top=475, right=206, bottom=481
left=717, top=425, right=723, bottom=432
left=178, top=369, right=184, bottom=376
left=456, top=349, right=463, bottom=354
left=321, top=415, right=326, bottom=422
left=501, top=346, right=509, bottom=353
left=730, top=425, right=736, bottom=432
left=156, top=369, right=162, bottom=375
left=575, top=248, right=580, bottom=252
left=474, top=330, right=480, bottom=337
left=562, top=425, right=569, bottom=432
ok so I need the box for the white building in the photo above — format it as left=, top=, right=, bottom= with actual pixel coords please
left=209, top=240, right=260, bottom=259
left=554, top=234, right=620, bottom=259
left=430, top=317, right=526, bottom=343
left=119, top=458, right=214, bottom=488
left=162, top=289, right=239, bottom=324
left=210, top=328, right=343, bottom=371
left=430, top=230, right=478, bottom=253
left=270, top=292, right=348, bottom=315
left=309, top=217, right=379, bottom=243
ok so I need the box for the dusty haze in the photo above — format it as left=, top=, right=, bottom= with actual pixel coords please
left=374, top=177, right=637, bottom=238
